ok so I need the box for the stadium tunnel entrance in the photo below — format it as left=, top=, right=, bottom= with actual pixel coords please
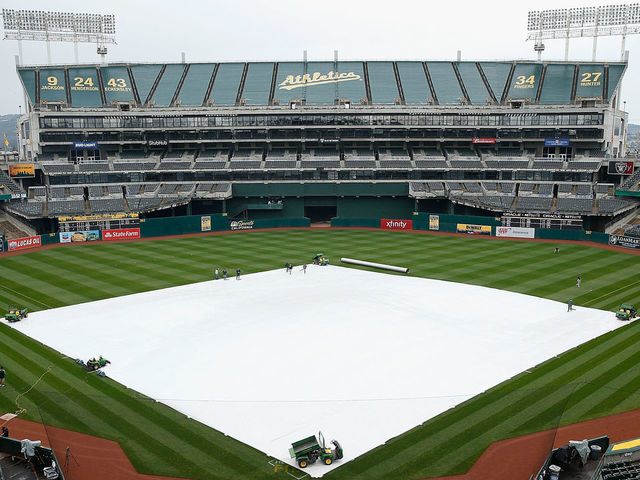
left=304, top=206, right=337, bottom=223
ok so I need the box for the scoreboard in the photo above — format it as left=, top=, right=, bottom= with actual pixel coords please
left=58, top=213, right=140, bottom=232
left=501, top=213, right=583, bottom=230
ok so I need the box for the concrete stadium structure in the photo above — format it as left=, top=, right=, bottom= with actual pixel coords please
left=2, top=58, right=638, bottom=232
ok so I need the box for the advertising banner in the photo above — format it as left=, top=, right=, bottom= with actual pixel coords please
left=201, top=216, right=211, bottom=232
left=429, top=215, right=440, bottom=231
left=456, top=224, right=491, bottom=235
left=230, top=220, right=254, bottom=231
left=495, top=226, right=535, bottom=239
left=544, top=138, right=570, bottom=146
left=73, top=141, right=98, bottom=149
left=0, top=236, right=4, bottom=253
left=59, top=213, right=138, bottom=222
left=102, top=228, right=141, bottom=240
left=8, top=164, right=35, bottom=177
left=381, top=219, right=413, bottom=230
left=59, top=230, right=100, bottom=243
left=607, top=160, right=634, bottom=175
left=609, top=234, right=640, bottom=250
left=472, top=138, right=496, bottom=144
left=8, top=235, right=41, bottom=251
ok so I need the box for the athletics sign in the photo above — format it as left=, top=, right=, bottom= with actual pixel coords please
left=279, top=71, right=361, bottom=91
left=609, top=234, right=640, bottom=250
left=8, top=235, right=41, bottom=251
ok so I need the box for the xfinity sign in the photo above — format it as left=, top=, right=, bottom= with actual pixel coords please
left=381, top=219, right=412, bottom=230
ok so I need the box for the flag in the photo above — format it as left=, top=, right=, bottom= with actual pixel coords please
left=2, top=133, right=8, bottom=148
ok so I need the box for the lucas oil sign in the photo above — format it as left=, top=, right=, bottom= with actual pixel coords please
left=8, top=235, right=41, bottom=251
left=381, top=219, right=412, bottom=230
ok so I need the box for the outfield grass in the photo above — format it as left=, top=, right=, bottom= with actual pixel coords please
left=1, top=229, right=639, bottom=480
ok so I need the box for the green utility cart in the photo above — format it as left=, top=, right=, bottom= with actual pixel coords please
left=289, top=431, right=343, bottom=468
left=616, top=303, right=637, bottom=321
left=313, top=253, right=329, bottom=266
left=5, top=305, right=28, bottom=322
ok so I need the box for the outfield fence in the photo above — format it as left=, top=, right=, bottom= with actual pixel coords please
left=2, top=212, right=639, bottom=253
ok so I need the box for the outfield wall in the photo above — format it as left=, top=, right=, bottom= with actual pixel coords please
left=2, top=213, right=639, bottom=254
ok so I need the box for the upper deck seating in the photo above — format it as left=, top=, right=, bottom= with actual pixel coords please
left=598, top=197, right=633, bottom=213
left=47, top=199, right=86, bottom=215
left=8, top=201, right=44, bottom=216
left=516, top=196, right=553, bottom=211
left=532, top=159, right=564, bottom=169
left=113, top=161, right=157, bottom=171
left=415, top=159, right=448, bottom=168
left=89, top=198, right=124, bottom=213
left=556, top=197, right=593, bottom=213
left=78, top=162, right=110, bottom=172
left=42, top=163, right=76, bottom=174
left=158, top=160, right=192, bottom=170
left=450, top=159, right=483, bottom=168
left=379, top=160, right=412, bottom=169
left=566, top=161, right=601, bottom=171
left=229, top=160, right=263, bottom=169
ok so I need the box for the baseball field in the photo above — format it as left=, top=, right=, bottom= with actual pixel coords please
left=1, top=229, right=640, bottom=480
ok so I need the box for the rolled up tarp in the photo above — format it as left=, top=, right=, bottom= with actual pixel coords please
left=340, top=257, right=409, bottom=274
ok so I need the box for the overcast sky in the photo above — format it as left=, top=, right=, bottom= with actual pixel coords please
left=1, top=0, right=639, bottom=121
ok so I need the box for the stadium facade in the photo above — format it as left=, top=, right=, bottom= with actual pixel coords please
left=2, top=59, right=638, bottom=232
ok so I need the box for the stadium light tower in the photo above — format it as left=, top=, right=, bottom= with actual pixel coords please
left=527, top=4, right=640, bottom=61
left=1, top=9, right=116, bottom=65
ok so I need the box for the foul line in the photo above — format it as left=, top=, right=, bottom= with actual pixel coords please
left=0, top=283, right=54, bottom=309
left=582, top=278, right=640, bottom=307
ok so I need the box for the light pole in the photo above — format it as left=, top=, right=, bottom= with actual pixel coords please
left=1, top=9, right=116, bottom=65
left=526, top=4, right=640, bottom=62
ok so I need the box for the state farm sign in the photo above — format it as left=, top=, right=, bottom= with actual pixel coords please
left=8, top=235, right=41, bottom=251
left=101, top=228, right=141, bottom=240
left=381, top=219, right=412, bottom=230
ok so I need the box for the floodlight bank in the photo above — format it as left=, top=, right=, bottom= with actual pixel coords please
left=340, top=257, right=409, bottom=274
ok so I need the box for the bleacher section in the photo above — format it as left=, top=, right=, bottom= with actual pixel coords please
left=301, top=149, right=341, bottom=168
left=556, top=197, right=594, bottom=213
left=598, top=196, right=633, bottom=214
left=41, top=163, right=76, bottom=174
left=344, top=149, right=376, bottom=168
left=0, top=170, right=24, bottom=197
left=515, top=196, right=553, bottom=211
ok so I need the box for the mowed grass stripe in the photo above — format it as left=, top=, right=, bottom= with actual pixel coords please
left=0, top=325, right=263, bottom=478
left=330, top=322, right=640, bottom=478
